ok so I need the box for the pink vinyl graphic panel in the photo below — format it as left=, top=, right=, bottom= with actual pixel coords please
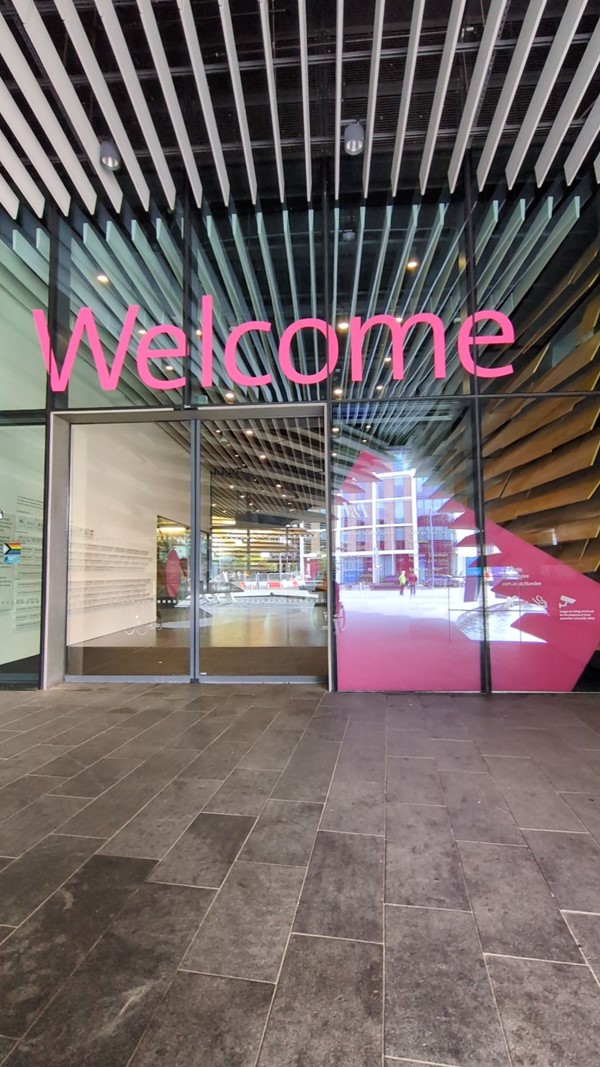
left=334, top=452, right=600, bottom=692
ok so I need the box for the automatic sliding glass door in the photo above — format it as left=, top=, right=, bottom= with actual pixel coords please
left=194, top=408, right=328, bottom=682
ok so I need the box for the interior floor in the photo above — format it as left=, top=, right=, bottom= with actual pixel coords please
left=67, top=597, right=328, bottom=677
left=0, top=685, right=600, bottom=1064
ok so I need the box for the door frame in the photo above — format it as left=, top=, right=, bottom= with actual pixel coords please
left=43, top=403, right=333, bottom=689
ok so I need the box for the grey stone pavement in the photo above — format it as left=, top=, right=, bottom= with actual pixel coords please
left=0, top=683, right=600, bottom=1066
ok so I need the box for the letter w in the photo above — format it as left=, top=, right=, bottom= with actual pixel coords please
left=32, top=305, right=139, bottom=392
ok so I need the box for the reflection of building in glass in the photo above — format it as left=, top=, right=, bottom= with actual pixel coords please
left=335, top=456, right=478, bottom=591
left=335, top=458, right=418, bottom=586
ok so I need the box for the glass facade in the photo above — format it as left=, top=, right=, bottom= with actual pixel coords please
left=0, top=5, right=598, bottom=693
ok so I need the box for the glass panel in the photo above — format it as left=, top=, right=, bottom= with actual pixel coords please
left=482, top=398, right=600, bottom=692
left=332, top=400, right=481, bottom=691
left=66, top=420, right=191, bottom=677
left=0, top=212, right=49, bottom=410
left=0, top=424, right=45, bottom=685
left=59, top=206, right=185, bottom=409
left=198, top=412, right=327, bottom=679
left=474, top=180, right=599, bottom=398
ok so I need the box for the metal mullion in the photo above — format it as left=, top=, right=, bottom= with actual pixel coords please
left=333, top=0, right=344, bottom=200
left=282, top=208, right=307, bottom=384
left=344, top=203, right=366, bottom=398
left=463, top=154, right=491, bottom=695
left=190, top=418, right=201, bottom=683
left=324, top=402, right=336, bottom=691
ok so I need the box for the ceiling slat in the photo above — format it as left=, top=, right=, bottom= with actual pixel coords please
left=95, top=0, right=176, bottom=210
left=477, top=0, right=547, bottom=190
left=0, top=127, right=44, bottom=218
left=136, top=0, right=203, bottom=207
left=390, top=0, right=425, bottom=197
left=505, top=0, right=588, bottom=189
left=0, top=13, right=96, bottom=213
left=362, top=0, right=386, bottom=198
left=0, top=77, right=70, bottom=215
left=564, top=95, right=600, bottom=185
left=218, top=0, right=257, bottom=204
left=298, top=0, right=312, bottom=202
left=55, top=0, right=150, bottom=211
left=419, top=0, right=466, bottom=194
left=0, top=170, right=19, bottom=220
left=447, top=0, right=509, bottom=194
left=178, top=0, right=230, bottom=206
left=258, top=0, right=285, bottom=204
left=535, top=19, right=600, bottom=186
left=11, top=0, right=122, bottom=212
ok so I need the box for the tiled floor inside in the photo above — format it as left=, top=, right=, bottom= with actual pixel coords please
left=0, top=684, right=600, bottom=1065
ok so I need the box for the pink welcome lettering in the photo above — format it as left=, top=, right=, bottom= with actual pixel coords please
left=33, top=304, right=139, bottom=392
left=33, top=296, right=514, bottom=391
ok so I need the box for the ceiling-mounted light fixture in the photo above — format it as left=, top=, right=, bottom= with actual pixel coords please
left=99, top=136, right=121, bottom=172
left=344, top=120, right=365, bottom=156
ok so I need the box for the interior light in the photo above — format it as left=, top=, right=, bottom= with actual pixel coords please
left=406, top=259, right=418, bottom=271
left=344, top=120, right=365, bottom=156
left=333, top=387, right=343, bottom=397
left=362, top=438, right=367, bottom=443
left=332, top=427, right=341, bottom=434
left=396, top=316, right=403, bottom=323
left=384, top=356, right=391, bottom=363
left=165, top=365, right=174, bottom=372
left=225, top=392, right=235, bottom=401
left=259, top=453, right=267, bottom=460
left=96, top=273, right=109, bottom=284
left=196, top=329, right=202, bottom=336
left=245, top=429, right=254, bottom=436
left=376, top=384, right=384, bottom=391
left=99, top=137, right=121, bottom=171
left=337, top=320, right=350, bottom=331
left=229, top=484, right=235, bottom=489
